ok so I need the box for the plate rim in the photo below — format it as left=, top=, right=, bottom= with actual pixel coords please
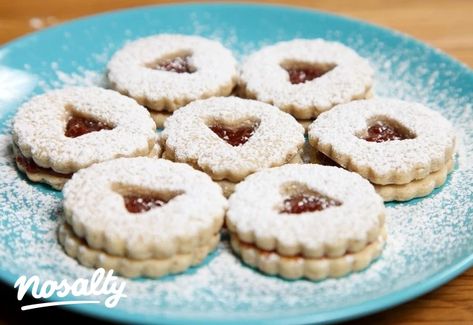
left=0, top=2, right=472, bottom=324
left=1, top=2, right=472, bottom=72
left=1, top=254, right=472, bottom=324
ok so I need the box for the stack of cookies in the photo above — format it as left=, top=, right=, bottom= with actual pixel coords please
left=12, top=87, right=159, bottom=189
left=11, top=33, right=456, bottom=280
left=227, top=164, right=386, bottom=280
left=307, top=98, right=456, bottom=201
left=59, top=158, right=226, bottom=278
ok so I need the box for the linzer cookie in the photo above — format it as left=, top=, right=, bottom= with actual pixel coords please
left=161, top=97, right=305, bottom=196
left=226, top=164, right=386, bottom=280
left=308, top=98, right=456, bottom=201
left=12, top=87, right=158, bottom=190
left=107, top=34, right=238, bottom=121
left=239, top=39, right=373, bottom=120
left=60, top=157, right=226, bottom=277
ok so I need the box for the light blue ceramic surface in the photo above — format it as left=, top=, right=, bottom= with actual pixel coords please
left=0, top=3, right=472, bottom=324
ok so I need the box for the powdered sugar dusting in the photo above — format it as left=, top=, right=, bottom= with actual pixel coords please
left=12, top=87, right=157, bottom=173
left=54, top=69, right=106, bottom=88
left=240, top=39, right=373, bottom=119
left=107, top=34, right=238, bottom=111
left=0, top=6, right=472, bottom=322
left=227, top=164, right=384, bottom=257
left=63, top=157, right=226, bottom=260
left=0, top=129, right=472, bottom=317
left=309, top=98, right=456, bottom=184
left=0, top=67, right=36, bottom=109
left=162, top=97, right=305, bottom=181
left=36, top=65, right=107, bottom=91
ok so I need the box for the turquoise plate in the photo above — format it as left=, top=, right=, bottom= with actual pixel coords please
left=0, top=3, right=472, bottom=324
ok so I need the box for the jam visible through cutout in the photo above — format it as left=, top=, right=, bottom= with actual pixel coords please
left=362, top=120, right=414, bottom=143
left=15, top=149, right=72, bottom=178
left=65, top=115, right=112, bottom=138
left=280, top=182, right=341, bottom=214
left=209, top=122, right=259, bottom=147
left=281, top=193, right=341, bottom=214
left=150, top=55, right=194, bottom=74
left=115, top=186, right=183, bottom=214
left=282, top=62, right=336, bottom=85
left=123, top=195, right=167, bottom=213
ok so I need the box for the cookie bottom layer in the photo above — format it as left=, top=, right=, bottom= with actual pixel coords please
left=17, top=163, right=68, bottom=190
left=59, top=223, right=219, bottom=278
left=113, top=79, right=236, bottom=112
left=241, top=83, right=374, bottom=119
left=13, top=144, right=69, bottom=190
left=306, top=146, right=454, bottom=202
left=13, top=143, right=161, bottom=190
left=374, top=158, right=454, bottom=201
left=230, top=227, right=386, bottom=280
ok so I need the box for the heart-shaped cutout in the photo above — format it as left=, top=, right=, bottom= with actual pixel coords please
left=280, top=182, right=341, bottom=214
left=147, top=53, right=194, bottom=73
left=281, top=62, right=336, bottom=84
left=114, top=185, right=183, bottom=214
left=209, top=122, right=259, bottom=147
left=65, top=114, right=113, bottom=138
left=362, top=119, right=416, bottom=143
left=123, top=194, right=167, bottom=213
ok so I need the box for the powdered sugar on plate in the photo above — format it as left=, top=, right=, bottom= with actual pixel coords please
left=0, top=6, right=472, bottom=321
left=0, top=67, right=36, bottom=109
left=37, top=64, right=107, bottom=91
